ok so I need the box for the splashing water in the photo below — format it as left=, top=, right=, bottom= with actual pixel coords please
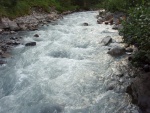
left=0, top=11, right=138, bottom=113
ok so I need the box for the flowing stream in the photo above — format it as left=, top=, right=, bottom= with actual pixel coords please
left=0, top=11, right=138, bottom=113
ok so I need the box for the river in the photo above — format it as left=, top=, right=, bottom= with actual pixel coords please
left=0, top=11, right=138, bottom=113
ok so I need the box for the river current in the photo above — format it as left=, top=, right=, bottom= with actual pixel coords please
left=0, top=11, right=138, bottom=113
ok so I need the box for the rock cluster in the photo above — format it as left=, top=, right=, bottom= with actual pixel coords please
left=0, top=11, right=59, bottom=34
left=0, top=36, right=23, bottom=64
left=97, top=10, right=125, bottom=30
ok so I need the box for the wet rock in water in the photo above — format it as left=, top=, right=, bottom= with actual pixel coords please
left=0, top=60, right=6, bottom=65
left=101, top=36, right=112, bottom=46
left=107, top=46, right=125, bottom=57
left=25, top=42, right=36, bottom=46
left=97, top=17, right=104, bottom=24
left=34, top=34, right=39, bottom=37
left=83, top=23, right=88, bottom=26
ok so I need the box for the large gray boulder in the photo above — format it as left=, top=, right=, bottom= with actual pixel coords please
left=107, top=46, right=125, bottom=56
left=0, top=18, right=20, bottom=30
left=101, top=36, right=112, bottom=46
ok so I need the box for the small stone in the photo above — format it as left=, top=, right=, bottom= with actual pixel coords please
left=34, top=34, right=39, bottom=37
left=25, top=42, right=36, bottom=46
left=83, top=23, right=88, bottom=26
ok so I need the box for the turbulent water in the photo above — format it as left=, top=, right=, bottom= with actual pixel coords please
left=0, top=11, right=138, bottom=113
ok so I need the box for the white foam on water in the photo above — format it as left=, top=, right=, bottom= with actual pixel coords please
left=0, top=11, right=138, bottom=113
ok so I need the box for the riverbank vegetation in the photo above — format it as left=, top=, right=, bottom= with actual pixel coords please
left=103, top=0, right=150, bottom=69
left=0, top=0, right=100, bottom=18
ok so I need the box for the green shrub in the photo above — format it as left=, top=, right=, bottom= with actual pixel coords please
left=121, top=5, right=150, bottom=49
left=121, top=5, right=150, bottom=66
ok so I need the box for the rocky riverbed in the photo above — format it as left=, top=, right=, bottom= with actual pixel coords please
left=0, top=9, right=73, bottom=65
left=96, top=10, right=150, bottom=113
left=0, top=10, right=150, bottom=113
left=0, top=11, right=140, bottom=113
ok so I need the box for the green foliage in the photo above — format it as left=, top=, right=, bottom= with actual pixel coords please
left=0, top=0, right=102, bottom=17
left=121, top=5, right=150, bottom=66
left=103, top=0, right=127, bottom=12
left=122, top=6, right=150, bottom=49
left=103, top=0, right=150, bottom=67
left=103, top=0, right=149, bottom=12
left=0, top=0, right=60, bottom=17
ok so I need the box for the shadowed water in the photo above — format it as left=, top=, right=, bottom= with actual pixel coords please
left=0, top=11, right=138, bottom=113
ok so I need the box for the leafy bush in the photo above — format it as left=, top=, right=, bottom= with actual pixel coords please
left=103, top=0, right=149, bottom=12
left=121, top=5, right=150, bottom=66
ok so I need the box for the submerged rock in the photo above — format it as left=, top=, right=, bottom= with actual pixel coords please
left=83, top=23, right=89, bottom=26
left=34, top=34, right=39, bottom=37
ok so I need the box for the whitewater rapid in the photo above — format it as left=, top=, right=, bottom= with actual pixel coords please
left=0, top=11, right=138, bottom=113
